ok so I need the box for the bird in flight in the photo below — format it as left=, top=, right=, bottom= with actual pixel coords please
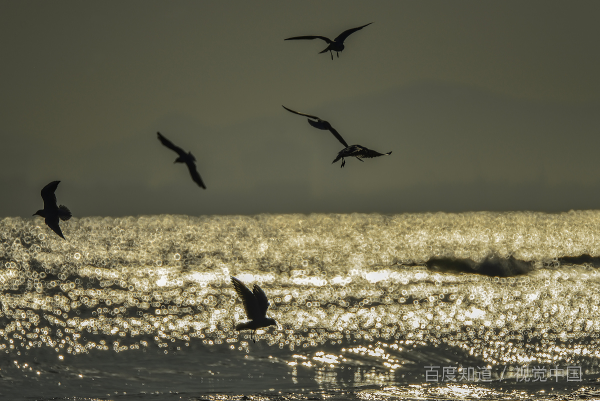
left=331, top=145, right=392, bottom=168
left=157, top=132, right=206, bottom=189
left=283, top=105, right=391, bottom=168
left=285, top=22, right=372, bottom=60
left=33, top=181, right=72, bottom=240
left=231, top=276, right=277, bottom=342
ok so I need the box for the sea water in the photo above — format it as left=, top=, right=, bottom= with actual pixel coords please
left=1, top=212, right=600, bottom=400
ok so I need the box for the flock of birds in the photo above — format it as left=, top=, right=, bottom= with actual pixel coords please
left=31, top=23, right=385, bottom=340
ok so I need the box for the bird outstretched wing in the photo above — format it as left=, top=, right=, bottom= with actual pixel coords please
left=157, top=132, right=185, bottom=157
left=185, top=160, right=206, bottom=189
left=231, top=277, right=261, bottom=321
left=252, top=284, right=270, bottom=315
left=41, top=181, right=60, bottom=211
left=285, top=35, right=332, bottom=44
left=334, top=22, right=372, bottom=44
left=45, top=216, right=65, bottom=239
left=282, top=105, right=320, bottom=120
left=357, top=146, right=392, bottom=158
left=283, top=105, right=349, bottom=147
left=312, top=121, right=348, bottom=148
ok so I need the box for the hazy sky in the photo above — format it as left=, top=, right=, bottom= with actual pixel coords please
left=1, top=1, right=599, bottom=217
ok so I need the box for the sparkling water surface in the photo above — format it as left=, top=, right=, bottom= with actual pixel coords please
left=1, top=212, right=600, bottom=400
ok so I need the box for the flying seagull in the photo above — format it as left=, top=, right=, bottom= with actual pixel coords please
left=231, top=276, right=276, bottom=342
left=331, top=145, right=392, bottom=168
left=157, top=132, right=206, bottom=189
left=283, top=105, right=392, bottom=168
left=285, top=22, right=372, bottom=60
left=33, top=181, right=72, bottom=240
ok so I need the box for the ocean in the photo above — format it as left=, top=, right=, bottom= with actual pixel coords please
left=1, top=212, right=600, bottom=400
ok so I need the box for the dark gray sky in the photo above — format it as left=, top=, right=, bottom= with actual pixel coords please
left=1, top=1, right=599, bottom=217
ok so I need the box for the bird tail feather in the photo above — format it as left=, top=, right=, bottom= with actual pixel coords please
left=59, top=205, right=72, bottom=221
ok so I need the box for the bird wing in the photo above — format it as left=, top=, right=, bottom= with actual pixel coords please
left=41, top=181, right=60, bottom=210
left=323, top=124, right=348, bottom=148
left=285, top=35, right=332, bottom=44
left=306, top=119, right=330, bottom=131
left=356, top=146, right=392, bottom=158
left=157, top=132, right=186, bottom=157
left=252, top=284, right=270, bottom=316
left=231, top=277, right=260, bottom=321
left=334, top=22, right=372, bottom=43
left=282, top=105, right=321, bottom=120
left=185, top=160, right=206, bottom=189
left=45, top=216, right=65, bottom=239
left=306, top=119, right=348, bottom=147
left=283, top=106, right=349, bottom=147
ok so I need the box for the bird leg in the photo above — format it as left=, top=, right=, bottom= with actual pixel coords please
left=356, top=157, right=364, bottom=162
left=330, top=51, right=333, bottom=60
left=341, top=159, right=346, bottom=168
left=252, top=330, right=256, bottom=343
left=337, top=52, right=339, bottom=58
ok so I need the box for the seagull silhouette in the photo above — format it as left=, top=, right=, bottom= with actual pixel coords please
left=157, top=132, right=206, bottom=189
left=33, top=181, right=72, bottom=240
left=231, top=276, right=276, bottom=342
left=283, top=105, right=391, bottom=168
left=285, top=22, right=372, bottom=60
left=331, top=145, right=392, bottom=168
